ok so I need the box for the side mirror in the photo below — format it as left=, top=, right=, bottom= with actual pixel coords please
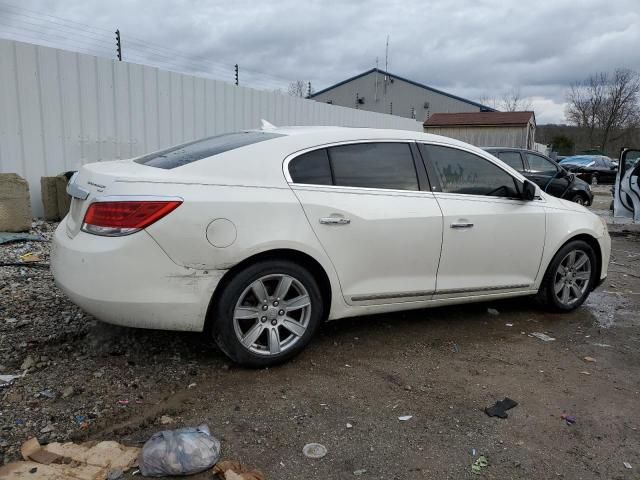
left=522, top=180, right=537, bottom=201
left=558, top=169, right=568, bottom=178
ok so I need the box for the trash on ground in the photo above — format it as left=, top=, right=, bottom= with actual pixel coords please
left=0, top=232, right=45, bottom=245
left=487, top=308, right=499, bottom=315
left=561, top=413, right=576, bottom=425
left=471, top=455, right=489, bottom=475
left=38, top=388, right=56, bottom=399
left=353, top=468, right=367, bottom=476
left=159, top=414, right=175, bottom=425
left=213, top=460, right=265, bottom=480
left=346, top=423, right=353, bottom=429
left=19, top=252, right=42, bottom=263
left=302, top=443, right=327, bottom=459
left=451, top=343, right=460, bottom=353
left=0, top=437, right=139, bottom=480
left=580, top=371, right=591, bottom=375
left=0, top=373, right=25, bottom=388
left=531, top=332, right=556, bottom=342
left=584, top=356, right=597, bottom=363
left=139, top=424, right=221, bottom=477
left=471, top=448, right=477, bottom=456
left=623, top=461, right=632, bottom=469
left=505, top=323, right=513, bottom=327
left=485, top=398, right=518, bottom=418
left=398, top=415, right=413, bottom=421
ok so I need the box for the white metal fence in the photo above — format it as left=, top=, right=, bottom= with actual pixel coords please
left=0, top=38, right=422, bottom=216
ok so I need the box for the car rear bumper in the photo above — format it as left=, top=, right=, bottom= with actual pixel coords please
left=51, top=222, right=225, bottom=332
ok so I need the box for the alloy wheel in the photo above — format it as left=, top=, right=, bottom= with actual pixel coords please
left=233, top=274, right=311, bottom=356
left=553, top=250, right=591, bottom=306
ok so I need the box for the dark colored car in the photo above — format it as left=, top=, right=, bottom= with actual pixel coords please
left=558, top=155, right=617, bottom=185
left=483, top=147, right=593, bottom=205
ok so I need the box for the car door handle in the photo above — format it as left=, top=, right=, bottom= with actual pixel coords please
left=319, top=217, right=351, bottom=225
left=450, top=222, right=474, bottom=229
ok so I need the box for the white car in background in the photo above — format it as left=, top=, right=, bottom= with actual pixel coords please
left=52, top=126, right=611, bottom=367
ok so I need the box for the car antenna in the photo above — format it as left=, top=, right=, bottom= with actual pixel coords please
left=260, top=119, right=277, bottom=130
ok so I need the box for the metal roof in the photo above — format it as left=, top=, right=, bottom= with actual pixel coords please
left=310, top=68, right=496, bottom=112
left=424, top=111, right=535, bottom=127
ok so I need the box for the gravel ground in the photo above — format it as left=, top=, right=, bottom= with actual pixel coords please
left=1, top=219, right=639, bottom=479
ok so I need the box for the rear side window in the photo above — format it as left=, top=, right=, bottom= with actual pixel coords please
left=422, top=144, right=519, bottom=198
left=328, top=143, right=418, bottom=191
left=135, top=131, right=284, bottom=169
left=289, top=149, right=332, bottom=185
left=497, top=152, right=525, bottom=171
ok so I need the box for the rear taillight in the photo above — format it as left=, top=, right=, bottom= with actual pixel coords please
left=82, top=199, right=182, bottom=236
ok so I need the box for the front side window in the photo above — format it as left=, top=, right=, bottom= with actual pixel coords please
left=422, top=144, right=519, bottom=198
left=526, top=153, right=558, bottom=175
left=497, top=152, right=525, bottom=171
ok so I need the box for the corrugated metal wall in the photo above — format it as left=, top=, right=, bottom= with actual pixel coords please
left=424, top=126, right=529, bottom=149
left=0, top=39, right=422, bottom=216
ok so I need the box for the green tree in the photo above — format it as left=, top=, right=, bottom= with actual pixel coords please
left=550, top=135, right=575, bottom=155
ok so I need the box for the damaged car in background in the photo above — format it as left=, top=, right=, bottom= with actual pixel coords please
left=52, top=127, right=611, bottom=367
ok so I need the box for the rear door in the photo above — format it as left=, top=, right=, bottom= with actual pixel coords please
left=287, top=141, right=443, bottom=305
left=419, top=143, right=546, bottom=295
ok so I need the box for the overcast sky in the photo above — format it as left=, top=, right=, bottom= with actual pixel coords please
left=1, top=0, right=639, bottom=123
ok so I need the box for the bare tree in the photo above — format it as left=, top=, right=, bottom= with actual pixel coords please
left=478, top=88, right=532, bottom=111
left=500, top=87, right=533, bottom=112
left=288, top=80, right=314, bottom=98
left=566, top=69, right=640, bottom=151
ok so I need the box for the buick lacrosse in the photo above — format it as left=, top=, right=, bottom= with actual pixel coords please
left=52, top=126, right=610, bottom=367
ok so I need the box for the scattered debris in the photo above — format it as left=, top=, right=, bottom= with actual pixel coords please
left=0, top=372, right=24, bottom=388
left=302, top=443, right=327, bottom=459
left=107, top=467, right=124, bottom=480
left=160, top=415, right=175, bottom=425
left=346, top=423, right=353, bottom=429
left=623, top=461, right=632, bottom=469
left=213, top=460, right=265, bottom=480
left=580, top=371, right=591, bottom=375
left=398, top=415, right=413, bottom=421
left=531, top=332, right=556, bottom=342
left=61, top=386, right=75, bottom=398
left=0, top=232, right=45, bottom=245
left=0, top=437, right=139, bottom=480
left=451, top=343, right=460, bottom=353
left=584, top=356, right=597, bottom=363
left=471, top=455, right=489, bottom=475
left=487, top=308, right=499, bottom=315
left=188, top=382, right=197, bottom=389
left=471, top=448, right=477, bottom=456
left=39, top=424, right=55, bottom=434
left=505, top=323, right=513, bottom=327
left=485, top=398, right=518, bottom=419
left=592, top=343, right=611, bottom=348
left=38, top=388, right=56, bottom=399
left=139, top=424, right=221, bottom=477
left=20, top=355, right=36, bottom=370
left=19, top=252, right=41, bottom=263
left=353, top=468, right=367, bottom=476
left=561, top=413, right=576, bottom=425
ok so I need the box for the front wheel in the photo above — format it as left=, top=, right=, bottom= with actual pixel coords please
left=536, top=240, right=597, bottom=311
left=211, top=260, right=324, bottom=367
left=568, top=193, right=587, bottom=206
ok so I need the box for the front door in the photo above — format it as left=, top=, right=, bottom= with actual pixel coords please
left=419, top=143, right=546, bottom=295
left=287, top=142, right=443, bottom=305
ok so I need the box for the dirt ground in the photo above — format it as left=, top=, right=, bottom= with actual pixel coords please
left=1, top=198, right=639, bottom=479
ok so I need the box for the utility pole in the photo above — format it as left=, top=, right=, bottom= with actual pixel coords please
left=115, top=29, right=122, bottom=61
left=234, top=64, right=239, bottom=86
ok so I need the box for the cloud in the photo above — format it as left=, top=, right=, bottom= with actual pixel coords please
left=1, top=0, right=639, bottom=123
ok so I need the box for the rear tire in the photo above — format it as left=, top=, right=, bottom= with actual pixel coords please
left=591, top=174, right=598, bottom=185
left=536, top=240, right=597, bottom=311
left=211, top=260, right=324, bottom=367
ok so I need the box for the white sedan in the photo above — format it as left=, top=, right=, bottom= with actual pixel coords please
left=52, top=126, right=610, bottom=367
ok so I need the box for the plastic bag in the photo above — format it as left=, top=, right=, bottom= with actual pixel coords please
left=138, top=424, right=221, bottom=477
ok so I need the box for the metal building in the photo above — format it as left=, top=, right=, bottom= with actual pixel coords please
left=424, top=111, right=537, bottom=149
left=310, top=68, right=494, bottom=120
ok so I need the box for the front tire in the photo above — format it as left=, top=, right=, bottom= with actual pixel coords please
left=568, top=193, right=587, bottom=206
left=536, top=240, right=597, bottom=311
left=211, top=260, right=324, bottom=367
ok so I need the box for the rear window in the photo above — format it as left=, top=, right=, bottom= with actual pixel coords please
left=135, top=131, right=284, bottom=169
